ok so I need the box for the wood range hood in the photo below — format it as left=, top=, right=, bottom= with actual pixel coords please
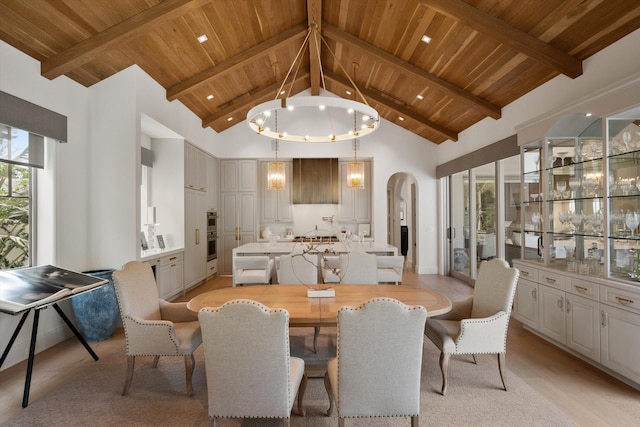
left=292, top=158, right=339, bottom=204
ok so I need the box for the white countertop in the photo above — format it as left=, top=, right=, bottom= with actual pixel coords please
left=233, top=241, right=397, bottom=255
left=140, top=247, right=184, bottom=262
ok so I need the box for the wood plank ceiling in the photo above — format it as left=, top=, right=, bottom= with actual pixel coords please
left=1, top=0, right=639, bottom=144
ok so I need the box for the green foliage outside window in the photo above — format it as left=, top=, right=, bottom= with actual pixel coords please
left=0, top=161, right=30, bottom=269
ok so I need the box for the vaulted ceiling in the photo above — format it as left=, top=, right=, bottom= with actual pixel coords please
left=1, top=0, right=639, bottom=144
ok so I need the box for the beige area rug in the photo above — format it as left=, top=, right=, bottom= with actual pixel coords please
left=2, top=328, right=574, bottom=427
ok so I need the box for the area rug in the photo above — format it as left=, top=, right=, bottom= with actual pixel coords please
left=1, top=328, right=574, bottom=426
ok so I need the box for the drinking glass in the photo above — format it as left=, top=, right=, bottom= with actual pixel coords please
left=625, top=211, right=640, bottom=237
left=619, top=177, right=634, bottom=196
left=568, top=176, right=581, bottom=196
left=532, top=212, right=542, bottom=230
left=556, top=181, right=567, bottom=197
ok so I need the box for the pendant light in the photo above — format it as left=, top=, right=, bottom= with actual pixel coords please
left=347, top=62, right=365, bottom=189
left=267, top=110, right=286, bottom=190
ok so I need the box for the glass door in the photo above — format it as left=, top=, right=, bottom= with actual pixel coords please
left=502, top=154, right=521, bottom=265
left=450, top=170, right=471, bottom=280
left=473, top=163, right=497, bottom=268
left=521, top=146, right=543, bottom=263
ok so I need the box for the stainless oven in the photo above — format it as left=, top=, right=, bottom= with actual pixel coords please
left=207, top=210, right=217, bottom=233
left=207, top=232, right=217, bottom=261
left=207, top=210, right=218, bottom=261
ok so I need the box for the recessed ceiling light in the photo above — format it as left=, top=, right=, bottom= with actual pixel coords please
left=417, top=94, right=424, bottom=100
left=399, top=117, right=405, bottom=121
left=206, top=94, right=214, bottom=100
left=421, top=35, right=432, bottom=44
left=226, top=117, right=233, bottom=122
left=585, top=112, right=592, bottom=117
left=346, top=90, right=352, bottom=96
left=197, top=34, right=208, bottom=43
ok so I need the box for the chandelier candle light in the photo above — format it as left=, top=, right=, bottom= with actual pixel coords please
left=246, top=24, right=380, bottom=144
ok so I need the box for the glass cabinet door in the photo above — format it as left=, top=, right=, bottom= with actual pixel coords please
left=546, top=132, right=604, bottom=277
left=521, top=146, right=543, bottom=263
left=608, top=112, right=640, bottom=281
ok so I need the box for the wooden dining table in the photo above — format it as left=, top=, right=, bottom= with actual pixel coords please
left=187, top=284, right=452, bottom=327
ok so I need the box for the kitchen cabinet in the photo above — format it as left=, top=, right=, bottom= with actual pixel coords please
left=600, top=301, right=640, bottom=385
left=220, top=160, right=257, bottom=275
left=184, top=143, right=207, bottom=191
left=513, top=275, right=539, bottom=329
left=338, top=159, right=371, bottom=223
left=259, top=160, right=293, bottom=223
left=144, top=251, right=184, bottom=301
left=184, top=189, right=207, bottom=290
left=207, top=155, right=218, bottom=210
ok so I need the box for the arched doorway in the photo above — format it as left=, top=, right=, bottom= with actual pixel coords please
left=387, top=173, right=418, bottom=272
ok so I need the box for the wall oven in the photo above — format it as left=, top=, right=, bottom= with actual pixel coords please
left=207, top=210, right=217, bottom=261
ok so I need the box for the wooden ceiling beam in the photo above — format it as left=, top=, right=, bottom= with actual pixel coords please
left=325, top=71, right=458, bottom=142
left=419, top=0, right=583, bottom=78
left=322, top=22, right=501, bottom=120
left=202, top=73, right=310, bottom=130
left=307, top=0, right=322, bottom=96
left=41, top=0, right=212, bottom=79
left=168, top=23, right=308, bottom=101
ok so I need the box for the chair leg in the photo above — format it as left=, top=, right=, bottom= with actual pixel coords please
left=283, top=418, right=290, bottom=427
left=152, top=355, right=160, bottom=368
left=498, top=352, right=507, bottom=391
left=184, top=354, right=195, bottom=397
left=324, top=371, right=335, bottom=416
left=411, top=415, right=419, bottom=427
left=122, top=355, right=135, bottom=396
left=297, top=373, right=307, bottom=416
left=338, top=417, right=345, bottom=427
left=439, top=352, right=450, bottom=395
left=472, top=354, right=477, bottom=364
left=313, top=327, right=320, bottom=353
left=211, top=416, right=217, bottom=427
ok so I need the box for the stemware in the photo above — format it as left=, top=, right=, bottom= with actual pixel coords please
left=568, top=176, right=581, bottom=197
left=531, top=212, right=542, bottom=230
left=556, top=181, right=567, bottom=198
left=626, top=211, right=640, bottom=238
left=570, top=211, right=584, bottom=233
left=619, top=177, right=635, bottom=196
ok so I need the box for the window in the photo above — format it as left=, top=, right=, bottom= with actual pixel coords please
left=0, top=125, right=36, bottom=268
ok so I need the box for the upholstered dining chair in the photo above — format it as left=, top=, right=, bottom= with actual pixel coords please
left=338, top=251, right=378, bottom=284
left=321, top=255, right=341, bottom=284
left=424, top=258, right=519, bottom=395
left=198, top=300, right=307, bottom=427
left=277, top=252, right=318, bottom=284
left=376, top=255, right=405, bottom=284
left=324, top=298, right=427, bottom=426
left=112, top=260, right=202, bottom=396
left=233, top=255, right=274, bottom=287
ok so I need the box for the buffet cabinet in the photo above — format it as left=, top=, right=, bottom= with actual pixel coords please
left=513, top=260, right=640, bottom=387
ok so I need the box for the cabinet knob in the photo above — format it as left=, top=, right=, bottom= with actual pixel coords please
left=521, top=270, right=529, bottom=276
left=546, top=277, right=556, bottom=284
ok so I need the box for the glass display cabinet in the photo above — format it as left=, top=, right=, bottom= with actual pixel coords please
left=544, top=117, right=604, bottom=277
left=519, top=106, right=640, bottom=285
left=607, top=110, right=640, bottom=282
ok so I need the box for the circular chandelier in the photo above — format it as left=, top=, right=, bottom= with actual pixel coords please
left=246, top=24, right=380, bottom=143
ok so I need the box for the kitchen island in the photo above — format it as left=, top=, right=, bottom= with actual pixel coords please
left=232, top=241, right=398, bottom=286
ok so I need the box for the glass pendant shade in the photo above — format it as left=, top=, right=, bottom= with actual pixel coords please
left=346, top=161, right=365, bottom=189
left=267, top=161, right=286, bottom=189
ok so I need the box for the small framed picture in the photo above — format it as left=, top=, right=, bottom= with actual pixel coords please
left=140, top=232, right=148, bottom=250
left=157, top=235, right=166, bottom=249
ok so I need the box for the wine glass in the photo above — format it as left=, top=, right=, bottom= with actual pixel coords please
left=619, top=177, right=635, bottom=196
left=557, top=151, right=568, bottom=166
left=532, top=212, right=542, bottom=230
left=626, top=211, right=640, bottom=237
left=531, top=192, right=538, bottom=202
left=556, top=181, right=567, bottom=198
left=568, top=176, right=581, bottom=197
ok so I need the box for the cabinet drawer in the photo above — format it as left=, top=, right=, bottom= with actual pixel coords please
left=566, top=278, right=598, bottom=300
left=540, top=271, right=566, bottom=289
left=600, top=285, right=640, bottom=315
left=160, top=252, right=183, bottom=266
left=515, top=264, right=538, bottom=283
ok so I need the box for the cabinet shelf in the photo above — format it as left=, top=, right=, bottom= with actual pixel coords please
left=547, top=196, right=603, bottom=203
left=608, top=146, right=640, bottom=160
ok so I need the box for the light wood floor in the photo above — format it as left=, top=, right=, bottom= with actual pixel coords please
left=0, top=272, right=638, bottom=425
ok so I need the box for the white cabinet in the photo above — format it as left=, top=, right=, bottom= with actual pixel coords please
left=538, top=283, right=566, bottom=343
left=184, top=143, right=207, bottom=191
left=513, top=277, right=539, bottom=329
left=184, top=189, right=207, bottom=289
left=145, top=251, right=184, bottom=301
left=259, top=160, right=293, bottom=223
left=220, top=160, right=257, bottom=275
left=207, top=155, right=218, bottom=210
left=207, top=259, right=218, bottom=277
left=566, top=292, right=601, bottom=362
left=600, top=303, right=640, bottom=384
left=338, top=160, right=371, bottom=223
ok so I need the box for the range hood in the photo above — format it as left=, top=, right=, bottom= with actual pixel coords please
left=292, top=158, right=339, bottom=204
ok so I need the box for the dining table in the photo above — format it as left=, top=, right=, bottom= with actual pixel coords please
left=187, top=284, right=452, bottom=326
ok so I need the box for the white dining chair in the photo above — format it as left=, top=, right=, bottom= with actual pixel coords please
left=325, top=297, right=427, bottom=426
left=339, top=251, right=378, bottom=284
left=277, top=253, right=318, bottom=284
left=377, top=255, right=405, bottom=285
left=233, top=255, right=274, bottom=287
